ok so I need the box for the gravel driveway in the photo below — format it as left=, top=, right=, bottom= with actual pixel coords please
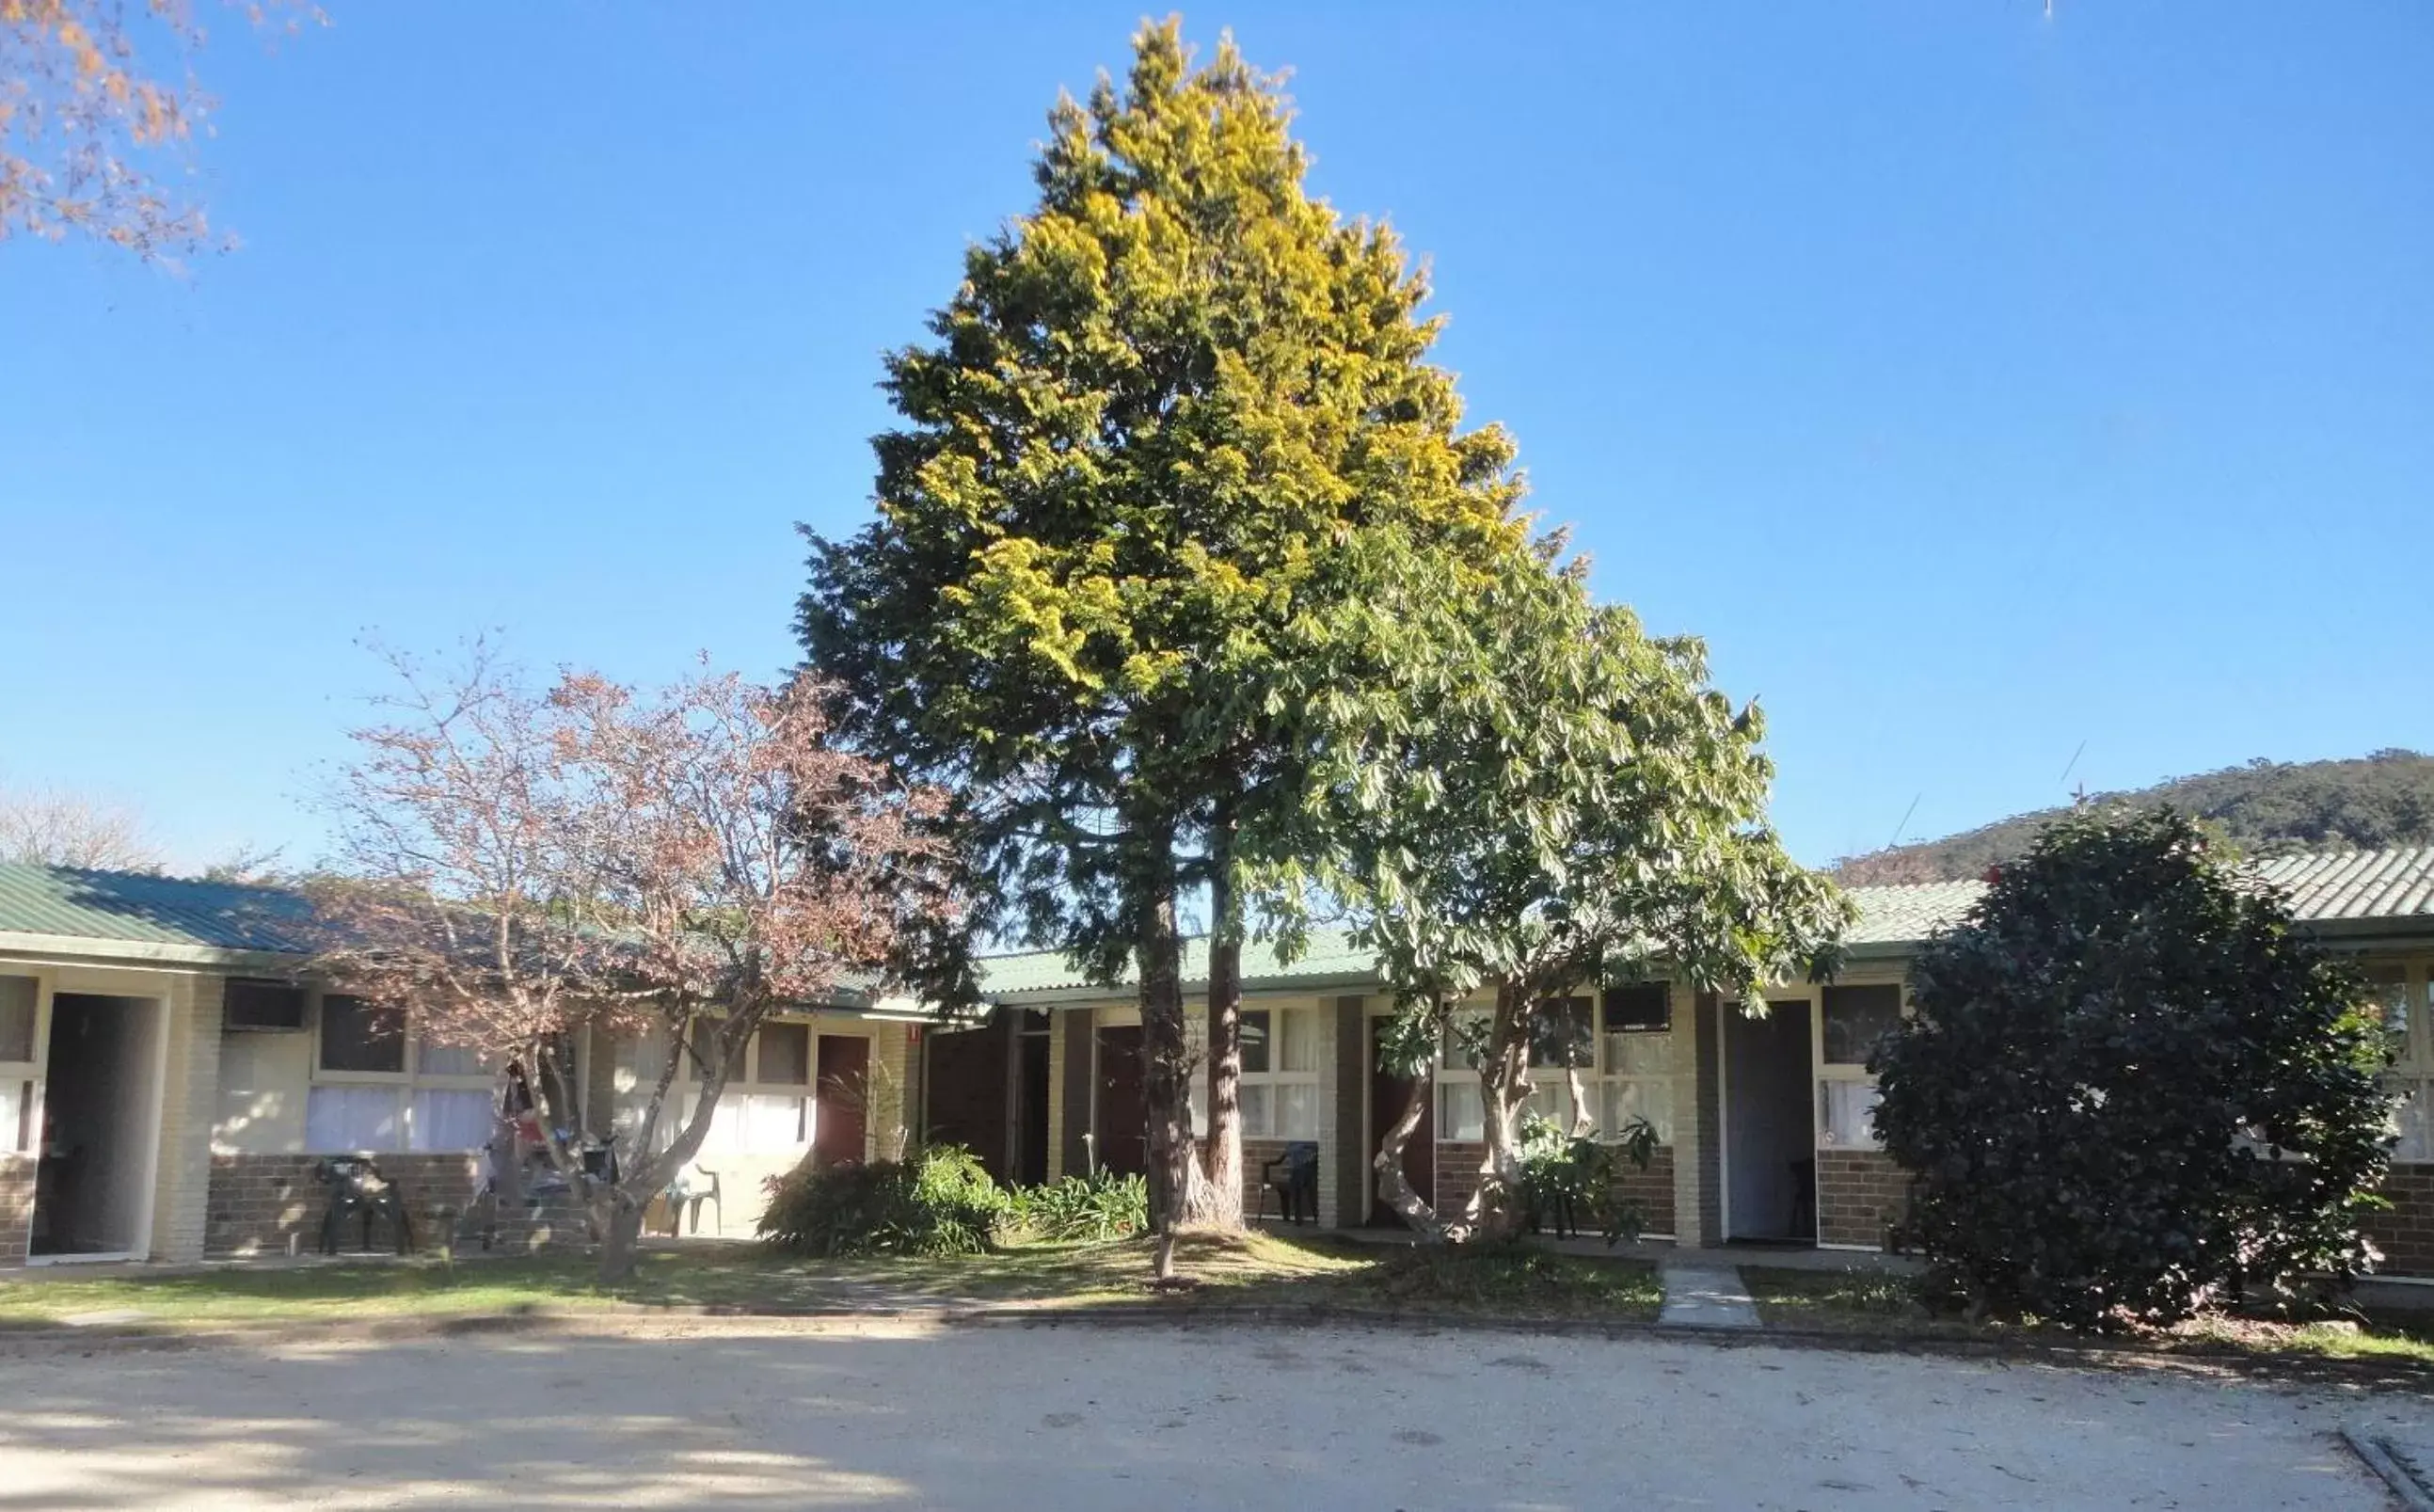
left=0, top=1317, right=2423, bottom=1509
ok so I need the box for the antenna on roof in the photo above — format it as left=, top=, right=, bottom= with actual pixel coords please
left=2059, top=739, right=2087, bottom=792
left=1888, top=792, right=1921, bottom=851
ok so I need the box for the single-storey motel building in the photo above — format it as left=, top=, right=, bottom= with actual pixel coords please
left=3, top=850, right=2432, bottom=1274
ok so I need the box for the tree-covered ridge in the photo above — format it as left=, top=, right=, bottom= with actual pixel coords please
left=1834, top=750, right=2434, bottom=884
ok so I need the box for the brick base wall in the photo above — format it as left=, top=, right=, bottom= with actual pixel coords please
left=1433, top=1140, right=1678, bottom=1236
left=0, top=1154, right=31, bottom=1265
left=207, top=1154, right=484, bottom=1257
left=1817, top=1149, right=1911, bottom=1249
left=2364, top=1164, right=2434, bottom=1277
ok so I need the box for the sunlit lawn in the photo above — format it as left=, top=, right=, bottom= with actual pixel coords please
left=0, top=1232, right=1662, bottom=1331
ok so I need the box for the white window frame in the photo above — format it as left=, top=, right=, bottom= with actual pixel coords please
left=1239, top=1005, right=1322, bottom=1140
left=1816, top=982, right=1902, bottom=1153
left=1433, top=989, right=1680, bottom=1147
left=305, top=991, right=499, bottom=1154
left=0, top=969, right=50, bottom=1157
left=2368, top=958, right=2434, bottom=1164
left=1596, top=985, right=1676, bottom=1146
left=676, top=1019, right=822, bottom=1160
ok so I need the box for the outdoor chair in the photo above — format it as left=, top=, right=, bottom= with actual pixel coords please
left=660, top=1166, right=723, bottom=1236
left=1789, top=1156, right=1817, bottom=1241
left=1260, top=1141, right=1320, bottom=1225
left=317, top=1156, right=415, bottom=1256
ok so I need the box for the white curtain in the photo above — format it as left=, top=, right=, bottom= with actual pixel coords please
left=410, top=1089, right=496, bottom=1152
left=1599, top=1077, right=1674, bottom=1144
left=306, top=1086, right=405, bottom=1152
left=417, top=1042, right=485, bottom=1077
left=1275, top=1083, right=1320, bottom=1139
left=1438, top=1080, right=1485, bottom=1142
left=1821, top=1080, right=1882, bottom=1150
left=0, top=1078, right=24, bottom=1154
left=741, top=1093, right=809, bottom=1152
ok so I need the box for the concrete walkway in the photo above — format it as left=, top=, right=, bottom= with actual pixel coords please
left=1656, top=1263, right=1760, bottom=1329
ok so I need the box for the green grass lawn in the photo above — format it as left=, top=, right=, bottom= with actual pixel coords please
left=0, top=1232, right=1662, bottom=1332
left=1742, top=1264, right=2434, bottom=1374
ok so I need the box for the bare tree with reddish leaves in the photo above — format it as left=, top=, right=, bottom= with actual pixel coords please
left=314, top=643, right=956, bottom=1281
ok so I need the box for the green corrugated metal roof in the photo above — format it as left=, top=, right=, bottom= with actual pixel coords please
left=973, top=847, right=2434, bottom=1000
left=10, top=847, right=2431, bottom=985
left=0, top=863, right=318, bottom=955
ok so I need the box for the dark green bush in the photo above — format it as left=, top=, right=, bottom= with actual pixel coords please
left=757, top=1144, right=1008, bottom=1257
left=1517, top=1111, right=1658, bottom=1245
left=1871, top=806, right=2393, bottom=1329
left=1004, top=1169, right=1149, bottom=1243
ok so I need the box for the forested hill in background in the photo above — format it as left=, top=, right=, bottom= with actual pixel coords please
left=1831, top=751, right=2434, bottom=885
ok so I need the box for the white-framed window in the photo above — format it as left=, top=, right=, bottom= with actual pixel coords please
left=682, top=1020, right=819, bottom=1158
left=1434, top=987, right=1678, bottom=1146
left=1818, top=983, right=1901, bottom=1151
left=1599, top=985, right=1675, bottom=1144
left=2367, top=960, right=2434, bottom=1163
left=303, top=993, right=499, bottom=1154
left=0, top=974, right=40, bottom=1155
left=1240, top=1007, right=1321, bottom=1139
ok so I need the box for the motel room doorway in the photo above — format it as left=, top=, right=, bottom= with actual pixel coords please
left=30, top=993, right=163, bottom=1261
left=1721, top=997, right=1816, bottom=1245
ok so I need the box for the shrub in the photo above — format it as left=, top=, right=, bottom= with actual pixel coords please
left=1516, top=1111, right=1658, bottom=1245
left=757, top=1143, right=1008, bottom=1257
left=1004, top=1169, right=1150, bottom=1243
left=1871, top=806, right=2393, bottom=1329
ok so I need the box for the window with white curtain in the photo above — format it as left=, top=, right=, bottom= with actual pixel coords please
left=0, top=975, right=36, bottom=1155
left=1817, top=984, right=1901, bottom=1152
left=303, top=994, right=501, bottom=1154
left=1435, top=992, right=1679, bottom=1146
left=683, top=1021, right=819, bottom=1157
left=1238, top=1008, right=1320, bottom=1139
left=2370, top=962, right=2434, bottom=1163
left=1599, top=985, right=1674, bottom=1143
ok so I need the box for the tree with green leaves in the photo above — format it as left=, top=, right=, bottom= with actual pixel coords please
left=1871, top=806, right=2394, bottom=1327
left=1284, top=530, right=1851, bottom=1241
left=799, top=22, right=1523, bottom=1270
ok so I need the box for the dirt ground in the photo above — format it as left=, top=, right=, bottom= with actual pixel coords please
left=1, top=1316, right=2425, bottom=1509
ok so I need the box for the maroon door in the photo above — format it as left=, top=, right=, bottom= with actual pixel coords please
left=1369, top=1017, right=1434, bottom=1226
left=1093, top=1026, right=1148, bottom=1177
left=814, top=1035, right=871, bottom=1169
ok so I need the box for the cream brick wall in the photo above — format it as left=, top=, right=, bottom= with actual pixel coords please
left=1668, top=981, right=1713, bottom=1247
left=149, top=971, right=223, bottom=1262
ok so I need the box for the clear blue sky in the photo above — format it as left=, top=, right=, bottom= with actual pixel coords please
left=2, top=2, right=2427, bottom=875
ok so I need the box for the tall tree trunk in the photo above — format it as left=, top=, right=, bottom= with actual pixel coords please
left=1455, top=980, right=1531, bottom=1243
left=1374, top=1060, right=1441, bottom=1235
left=1189, top=795, right=1246, bottom=1229
left=1135, top=821, right=1195, bottom=1281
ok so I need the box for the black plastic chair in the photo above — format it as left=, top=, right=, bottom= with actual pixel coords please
left=317, top=1156, right=415, bottom=1255
left=1789, top=1156, right=1818, bottom=1241
left=1261, top=1141, right=1320, bottom=1225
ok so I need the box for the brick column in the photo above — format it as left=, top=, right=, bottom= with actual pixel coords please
left=1328, top=995, right=1366, bottom=1228
left=1673, top=987, right=1721, bottom=1248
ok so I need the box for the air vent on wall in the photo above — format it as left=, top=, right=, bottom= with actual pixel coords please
left=224, top=979, right=309, bottom=1032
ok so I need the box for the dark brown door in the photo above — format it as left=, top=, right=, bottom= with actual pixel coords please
left=1369, top=1017, right=1433, bottom=1226
left=814, top=1035, right=871, bottom=1169
left=1093, top=1026, right=1148, bottom=1177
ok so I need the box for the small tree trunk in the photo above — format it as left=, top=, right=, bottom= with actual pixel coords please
left=1456, top=981, right=1531, bottom=1243
left=592, top=1007, right=752, bottom=1285
left=596, top=1195, right=648, bottom=1282
left=1374, top=1061, right=1443, bottom=1236
left=1190, top=803, right=1246, bottom=1230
